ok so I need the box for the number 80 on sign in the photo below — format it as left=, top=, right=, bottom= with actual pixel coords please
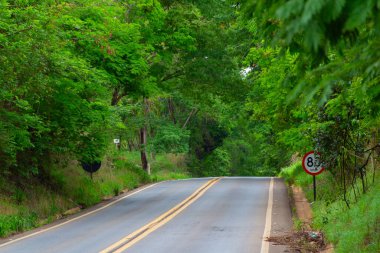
left=302, top=151, right=325, bottom=176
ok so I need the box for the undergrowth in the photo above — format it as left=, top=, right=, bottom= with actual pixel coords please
left=280, top=162, right=380, bottom=253
left=0, top=150, right=189, bottom=238
left=122, top=152, right=189, bottom=182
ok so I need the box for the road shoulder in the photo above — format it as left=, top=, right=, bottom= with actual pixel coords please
left=268, top=182, right=334, bottom=253
left=268, top=178, right=294, bottom=253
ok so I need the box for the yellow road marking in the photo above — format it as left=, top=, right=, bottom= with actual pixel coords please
left=260, top=177, right=274, bottom=253
left=100, top=178, right=221, bottom=253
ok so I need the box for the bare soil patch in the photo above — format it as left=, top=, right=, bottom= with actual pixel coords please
left=267, top=230, right=326, bottom=253
left=266, top=185, right=333, bottom=252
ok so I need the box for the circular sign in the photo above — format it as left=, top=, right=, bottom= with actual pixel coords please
left=302, top=151, right=325, bottom=175
left=81, top=162, right=101, bottom=173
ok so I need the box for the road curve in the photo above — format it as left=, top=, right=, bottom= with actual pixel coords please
left=0, top=177, right=292, bottom=253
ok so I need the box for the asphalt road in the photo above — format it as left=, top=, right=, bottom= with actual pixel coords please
left=0, top=177, right=292, bottom=253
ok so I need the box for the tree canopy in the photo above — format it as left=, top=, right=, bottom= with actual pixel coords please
left=0, top=0, right=379, bottom=192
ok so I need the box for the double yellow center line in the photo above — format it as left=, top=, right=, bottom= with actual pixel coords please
left=100, top=178, right=221, bottom=253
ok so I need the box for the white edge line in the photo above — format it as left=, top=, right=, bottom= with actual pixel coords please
left=260, top=177, right=274, bottom=253
left=0, top=182, right=161, bottom=248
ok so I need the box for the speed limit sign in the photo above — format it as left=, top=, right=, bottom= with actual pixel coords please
left=302, top=151, right=324, bottom=175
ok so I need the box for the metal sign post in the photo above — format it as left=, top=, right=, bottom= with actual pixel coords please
left=313, top=175, right=316, bottom=202
left=302, top=151, right=325, bottom=202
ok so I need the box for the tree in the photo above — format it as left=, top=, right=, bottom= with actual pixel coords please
left=233, top=0, right=380, bottom=198
left=0, top=0, right=112, bottom=177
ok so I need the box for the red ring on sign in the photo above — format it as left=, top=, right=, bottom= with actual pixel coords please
left=302, top=151, right=325, bottom=176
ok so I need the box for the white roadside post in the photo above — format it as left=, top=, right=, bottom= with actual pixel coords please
left=113, top=138, right=120, bottom=150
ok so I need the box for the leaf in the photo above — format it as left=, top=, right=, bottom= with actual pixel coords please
left=301, top=0, right=327, bottom=25
left=323, top=0, right=346, bottom=22
left=344, top=0, right=375, bottom=31
left=275, top=0, right=304, bottom=19
left=303, top=20, right=324, bottom=52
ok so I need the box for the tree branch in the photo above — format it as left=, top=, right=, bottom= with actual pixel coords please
left=182, top=108, right=198, bottom=129
left=160, top=70, right=184, bottom=82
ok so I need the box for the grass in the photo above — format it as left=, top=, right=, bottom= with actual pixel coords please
left=280, top=161, right=380, bottom=253
left=279, top=161, right=339, bottom=202
left=313, top=182, right=380, bottom=253
left=121, top=151, right=190, bottom=182
left=0, top=149, right=189, bottom=238
left=292, top=216, right=303, bottom=231
left=0, top=214, right=38, bottom=237
left=150, top=153, right=190, bottom=181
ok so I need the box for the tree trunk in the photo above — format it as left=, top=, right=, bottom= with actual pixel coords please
left=140, top=126, right=150, bottom=174
left=149, top=127, right=156, bottom=161
left=168, top=97, right=177, bottom=124
left=127, top=139, right=134, bottom=151
left=111, top=87, right=126, bottom=106
left=139, top=97, right=151, bottom=174
left=372, top=153, right=375, bottom=184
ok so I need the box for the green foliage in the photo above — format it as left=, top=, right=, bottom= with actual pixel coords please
left=280, top=161, right=340, bottom=202
left=220, top=45, right=303, bottom=175
left=217, top=0, right=380, bottom=183
left=279, top=162, right=324, bottom=194
left=281, top=161, right=380, bottom=252
left=12, top=189, right=27, bottom=204
left=0, top=150, right=155, bottom=237
left=150, top=124, right=190, bottom=154
left=120, top=151, right=189, bottom=181
left=149, top=153, right=189, bottom=181
left=0, top=0, right=379, bottom=246
left=279, top=162, right=304, bottom=185
left=321, top=182, right=380, bottom=253
left=0, top=0, right=251, bottom=179
left=242, top=0, right=380, bottom=57
left=202, top=148, right=231, bottom=177
left=0, top=0, right=114, bottom=176
left=222, top=139, right=255, bottom=176
left=0, top=213, right=38, bottom=237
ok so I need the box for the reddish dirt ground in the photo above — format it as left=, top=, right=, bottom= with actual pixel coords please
left=266, top=186, right=334, bottom=253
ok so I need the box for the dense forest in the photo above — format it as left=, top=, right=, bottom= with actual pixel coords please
left=0, top=0, right=248, bottom=178
left=1, top=0, right=379, bottom=177
left=1, top=0, right=379, bottom=248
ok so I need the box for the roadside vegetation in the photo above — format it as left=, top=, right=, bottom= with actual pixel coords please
left=280, top=162, right=380, bottom=253
left=0, top=0, right=379, bottom=249
left=0, top=149, right=188, bottom=238
left=241, top=1, right=380, bottom=251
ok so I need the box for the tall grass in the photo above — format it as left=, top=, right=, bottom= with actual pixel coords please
left=313, top=183, right=380, bottom=253
left=122, top=151, right=190, bottom=182
left=150, top=153, right=190, bottom=181
left=0, top=149, right=189, bottom=238
left=280, top=162, right=380, bottom=252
